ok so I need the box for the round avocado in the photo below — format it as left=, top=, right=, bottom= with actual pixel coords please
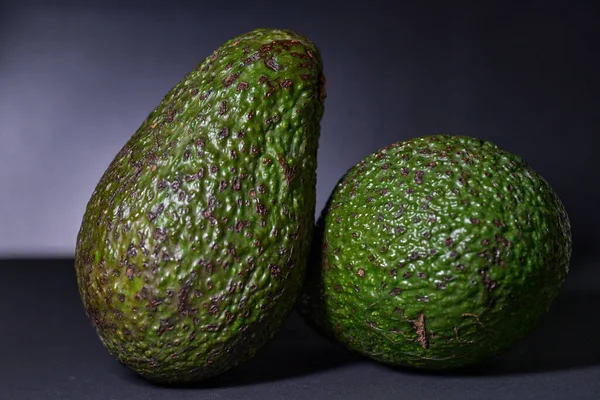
left=299, top=134, right=571, bottom=369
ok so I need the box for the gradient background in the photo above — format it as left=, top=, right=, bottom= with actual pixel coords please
left=2, top=0, right=597, bottom=261
left=1, top=1, right=599, bottom=398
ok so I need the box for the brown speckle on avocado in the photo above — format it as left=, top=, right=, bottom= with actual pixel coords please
left=280, top=79, right=293, bottom=89
left=225, top=311, right=234, bottom=322
left=256, top=203, right=268, bottom=216
left=250, top=145, right=260, bottom=156
left=278, top=156, right=298, bottom=186
left=413, top=312, right=430, bottom=349
left=156, top=319, right=171, bottom=337
left=259, top=43, right=273, bottom=53
left=208, top=305, right=219, bottom=315
left=265, top=81, right=276, bottom=98
left=126, top=244, right=137, bottom=258
left=200, top=90, right=211, bottom=100
left=223, top=73, right=239, bottom=87
left=357, top=268, right=365, bottom=278
left=242, top=52, right=260, bottom=66
left=290, top=51, right=307, bottom=59
left=436, top=277, right=450, bottom=289
left=470, top=218, right=480, bottom=224
left=269, top=264, right=281, bottom=277
left=389, top=287, right=402, bottom=296
left=414, top=170, right=424, bottom=184
left=218, top=127, right=229, bottom=139
left=478, top=267, right=497, bottom=292
left=219, top=101, right=228, bottom=115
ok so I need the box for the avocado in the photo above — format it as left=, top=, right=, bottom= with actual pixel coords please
left=298, top=134, right=571, bottom=369
left=74, top=28, right=325, bottom=383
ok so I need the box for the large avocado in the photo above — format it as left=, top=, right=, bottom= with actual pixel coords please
left=75, top=28, right=325, bottom=383
left=299, top=134, right=571, bottom=369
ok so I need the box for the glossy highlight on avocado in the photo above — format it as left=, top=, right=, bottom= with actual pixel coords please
left=75, top=28, right=325, bottom=383
left=299, top=134, right=571, bottom=370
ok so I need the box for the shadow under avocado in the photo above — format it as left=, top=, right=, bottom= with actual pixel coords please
left=395, top=289, right=600, bottom=377
left=485, top=289, right=600, bottom=374
left=117, top=310, right=362, bottom=389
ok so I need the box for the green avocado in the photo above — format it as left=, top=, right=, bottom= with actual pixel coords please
left=75, top=28, right=325, bottom=383
left=299, top=134, right=571, bottom=369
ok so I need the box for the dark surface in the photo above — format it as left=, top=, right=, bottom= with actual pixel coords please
left=1, top=258, right=600, bottom=399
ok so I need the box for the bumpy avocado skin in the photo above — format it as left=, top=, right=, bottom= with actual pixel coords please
left=75, top=28, right=325, bottom=383
left=299, top=134, right=571, bottom=369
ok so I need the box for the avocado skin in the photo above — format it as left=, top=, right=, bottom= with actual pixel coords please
left=299, top=134, right=571, bottom=370
left=75, top=28, right=325, bottom=383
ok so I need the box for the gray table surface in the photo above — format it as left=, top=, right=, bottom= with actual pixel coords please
left=2, top=258, right=599, bottom=400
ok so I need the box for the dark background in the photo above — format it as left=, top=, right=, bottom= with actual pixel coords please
left=1, top=0, right=599, bottom=399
